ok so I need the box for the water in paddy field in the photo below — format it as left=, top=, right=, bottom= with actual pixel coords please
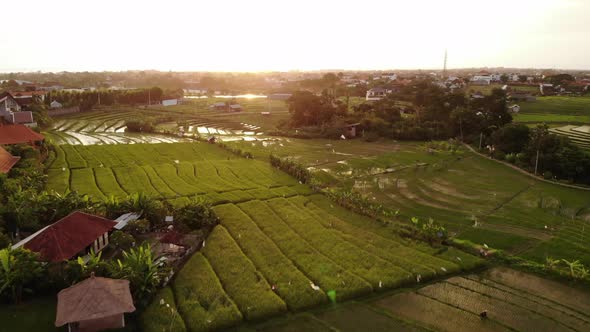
left=184, top=94, right=267, bottom=99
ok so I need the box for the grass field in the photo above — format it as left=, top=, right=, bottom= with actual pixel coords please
left=515, top=96, right=590, bottom=128
left=225, top=138, right=590, bottom=267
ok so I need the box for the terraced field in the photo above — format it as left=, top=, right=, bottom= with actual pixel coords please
left=549, top=125, right=590, bottom=150
left=372, top=267, right=590, bottom=332
left=226, top=138, right=590, bottom=266
left=45, top=98, right=290, bottom=145
left=143, top=194, right=481, bottom=331
left=515, top=96, right=590, bottom=126
left=45, top=142, right=313, bottom=204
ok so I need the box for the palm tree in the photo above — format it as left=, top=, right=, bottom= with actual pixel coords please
left=562, top=259, right=583, bottom=279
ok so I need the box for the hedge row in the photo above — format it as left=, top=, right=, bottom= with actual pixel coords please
left=213, top=203, right=327, bottom=310
left=140, top=287, right=187, bottom=332
left=266, top=198, right=412, bottom=289
left=173, top=253, right=243, bottom=331
left=237, top=200, right=373, bottom=301
left=202, top=226, right=288, bottom=320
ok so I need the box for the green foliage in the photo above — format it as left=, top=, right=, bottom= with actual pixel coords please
left=110, top=231, right=135, bottom=250
left=410, top=217, right=448, bottom=246
left=286, top=90, right=346, bottom=127
left=0, top=247, right=45, bottom=304
left=126, top=219, right=151, bottom=235
left=175, top=197, right=218, bottom=231
left=64, top=249, right=109, bottom=285
left=270, top=154, right=311, bottom=184
left=110, top=243, right=164, bottom=306
left=140, top=287, right=187, bottom=332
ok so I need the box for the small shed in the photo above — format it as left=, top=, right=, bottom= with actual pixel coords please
left=55, top=274, right=136, bottom=332
left=343, top=123, right=360, bottom=138
left=209, top=102, right=227, bottom=111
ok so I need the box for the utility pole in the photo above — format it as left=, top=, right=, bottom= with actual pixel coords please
left=534, top=148, right=540, bottom=175
left=479, top=132, right=483, bottom=150
left=459, top=115, right=464, bottom=142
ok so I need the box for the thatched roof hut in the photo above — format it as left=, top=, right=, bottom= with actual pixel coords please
left=55, top=274, right=135, bottom=332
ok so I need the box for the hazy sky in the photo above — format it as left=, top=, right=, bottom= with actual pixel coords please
left=1, top=0, right=588, bottom=72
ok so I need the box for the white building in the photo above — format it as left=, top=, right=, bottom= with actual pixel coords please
left=50, top=100, right=63, bottom=109
left=162, top=98, right=180, bottom=106
left=366, top=87, right=388, bottom=101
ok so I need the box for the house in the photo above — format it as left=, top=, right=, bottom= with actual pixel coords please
left=366, top=87, right=388, bottom=101
left=209, top=102, right=227, bottom=111
left=161, top=98, right=180, bottom=106
left=509, top=91, right=536, bottom=102
left=0, top=92, right=36, bottom=126
left=12, top=211, right=117, bottom=262
left=55, top=274, right=136, bottom=332
left=0, top=124, right=44, bottom=145
left=540, top=83, right=556, bottom=96
left=10, top=90, right=48, bottom=103
left=508, top=105, right=521, bottom=113
left=0, top=146, right=20, bottom=174
left=50, top=100, right=63, bottom=109
left=471, top=71, right=492, bottom=85
left=229, top=104, right=243, bottom=112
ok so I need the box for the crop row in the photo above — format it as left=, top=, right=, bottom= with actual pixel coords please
left=237, top=200, right=374, bottom=300
left=49, top=143, right=233, bottom=169
left=289, top=196, right=459, bottom=277
left=173, top=253, right=243, bottom=331
left=202, top=226, right=288, bottom=320
left=265, top=197, right=413, bottom=289
left=213, top=203, right=328, bottom=310
left=417, top=282, right=565, bottom=332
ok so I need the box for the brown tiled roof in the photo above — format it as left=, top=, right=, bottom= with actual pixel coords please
left=22, top=211, right=117, bottom=262
left=0, top=146, right=20, bottom=173
left=0, top=124, right=44, bottom=144
left=55, top=275, right=136, bottom=327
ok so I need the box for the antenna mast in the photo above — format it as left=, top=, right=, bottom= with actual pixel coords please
left=443, top=49, right=448, bottom=79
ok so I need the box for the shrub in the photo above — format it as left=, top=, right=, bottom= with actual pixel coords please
left=543, top=171, right=553, bottom=180
left=175, top=198, right=218, bottom=231
left=269, top=155, right=311, bottom=184
left=110, top=231, right=135, bottom=250
left=126, top=219, right=151, bottom=235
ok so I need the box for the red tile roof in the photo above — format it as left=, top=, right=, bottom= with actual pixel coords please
left=0, top=146, right=20, bottom=173
left=22, top=212, right=117, bottom=262
left=12, top=111, right=34, bottom=124
left=0, top=124, right=44, bottom=145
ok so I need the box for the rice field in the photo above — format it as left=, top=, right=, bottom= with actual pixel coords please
left=45, top=142, right=311, bottom=204
left=45, top=98, right=291, bottom=145
left=372, top=267, right=590, bottom=332
left=143, top=194, right=481, bottom=330
left=549, top=125, right=590, bottom=150
left=225, top=138, right=590, bottom=267
left=515, top=96, right=590, bottom=125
